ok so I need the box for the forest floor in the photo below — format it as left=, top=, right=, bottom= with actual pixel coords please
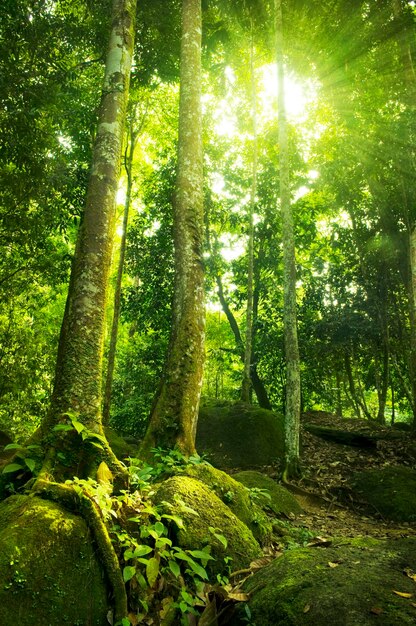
left=268, top=411, right=416, bottom=541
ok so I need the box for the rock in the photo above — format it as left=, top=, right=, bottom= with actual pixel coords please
left=152, top=475, right=261, bottom=573
left=231, top=536, right=416, bottom=625
left=0, top=495, right=108, bottom=626
left=197, top=400, right=284, bottom=469
left=105, top=426, right=138, bottom=460
left=350, top=466, right=416, bottom=522
left=183, top=464, right=273, bottom=544
left=233, top=470, right=303, bottom=517
left=304, top=424, right=378, bottom=448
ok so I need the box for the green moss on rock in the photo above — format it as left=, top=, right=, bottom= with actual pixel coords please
left=0, top=495, right=108, bottom=626
left=233, top=471, right=303, bottom=517
left=152, top=475, right=261, bottom=573
left=350, top=466, right=416, bottom=522
left=231, top=537, right=416, bottom=625
left=197, top=400, right=284, bottom=469
left=183, top=464, right=273, bottom=544
left=105, top=426, right=137, bottom=460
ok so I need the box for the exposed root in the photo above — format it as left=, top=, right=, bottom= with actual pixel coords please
left=33, top=479, right=128, bottom=622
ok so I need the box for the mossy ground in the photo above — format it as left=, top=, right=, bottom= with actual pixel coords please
left=233, top=470, right=303, bottom=517
left=152, top=474, right=262, bottom=573
left=0, top=495, right=108, bottom=626
left=350, top=467, right=416, bottom=522
left=231, top=537, right=416, bottom=625
left=197, top=400, right=284, bottom=469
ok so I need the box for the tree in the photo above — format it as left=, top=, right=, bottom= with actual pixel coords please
left=275, top=0, right=301, bottom=477
left=140, top=0, right=205, bottom=457
left=36, top=0, right=137, bottom=478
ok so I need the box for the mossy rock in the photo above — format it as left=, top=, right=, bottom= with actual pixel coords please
left=350, top=466, right=416, bottom=522
left=197, top=400, right=284, bottom=469
left=105, top=426, right=138, bottom=460
left=231, top=536, right=416, bottom=625
left=233, top=471, right=303, bottom=517
left=183, top=464, right=273, bottom=544
left=0, top=495, right=108, bottom=626
left=152, top=475, right=261, bottom=573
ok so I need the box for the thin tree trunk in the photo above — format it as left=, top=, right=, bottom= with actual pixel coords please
left=276, top=0, right=301, bottom=478
left=242, top=26, right=257, bottom=403
left=140, top=0, right=204, bottom=457
left=102, top=119, right=138, bottom=426
left=40, top=0, right=137, bottom=475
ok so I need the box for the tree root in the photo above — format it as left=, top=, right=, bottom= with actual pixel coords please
left=33, top=479, right=128, bottom=622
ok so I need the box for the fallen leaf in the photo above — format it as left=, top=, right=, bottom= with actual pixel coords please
left=393, top=590, right=413, bottom=599
left=307, top=537, right=332, bottom=547
left=404, top=568, right=416, bottom=583
left=303, top=604, right=311, bottom=613
left=250, top=556, right=273, bottom=570
left=370, top=607, right=383, bottom=615
left=228, top=592, right=250, bottom=602
left=411, top=602, right=416, bottom=609
left=328, top=561, right=340, bottom=568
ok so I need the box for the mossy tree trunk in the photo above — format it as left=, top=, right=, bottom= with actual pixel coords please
left=140, top=0, right=204, bottom=457
left=39, top=0, right=137, bottom=476
left=276, top=0, right=301, bottom=478
left=102, top=109, right=140, bottom=426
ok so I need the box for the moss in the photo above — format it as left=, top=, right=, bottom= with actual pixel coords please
left=105, top=426, right=137, bottom=460
left=152, top=475, right=261, bottom=573
left=183, top=464, right=273, bottom=544
left=230, top=537, right=416, bottom=625
left=0, top=495, right=108, bottom=626
left=350, top=466, right=416, bottom=521
left=233, top=470, right=303, bottom=517
left=196, top=400, right=284, bottom=469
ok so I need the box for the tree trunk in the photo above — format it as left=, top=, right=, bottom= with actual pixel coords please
left=102, top=116, right=138, bottom=426
left=276, top=0, right=301, bottom=478
left=140, top=0, right=204, bottom=457
left=242, top=27, right=257, bottom=403
left=40, top=0, right=137, bottom=476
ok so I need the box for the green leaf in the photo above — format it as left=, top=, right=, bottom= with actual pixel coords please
left=123, top=565, right=136, bottom=582
left=134, top=545, right=153, bottom=557
left=121, top=618, right=131, bottom=626
left=188, top=560, right=208, bottom=580
left=52, top=424, right=73, bottom=432
left=154, top=521, right=165, bottom=536
left=3, top=443, right=22, bottom=451
left=136, top=572, right=147, bottom=589
left=188, top=549, right=214, bottom=562
left=71, top=419, right=85, bottom=434
left=162, top=513, right=184, bottom=529
left=146, top=557, right=160, bottom=587
left=24, top=458, right=36, bottom=472
left=2, top=463, right=24, bottom=474
left=169, top=560, right=181, bottom=578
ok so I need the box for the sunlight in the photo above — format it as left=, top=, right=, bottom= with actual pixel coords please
left=259, top=64, right=316, bottom=122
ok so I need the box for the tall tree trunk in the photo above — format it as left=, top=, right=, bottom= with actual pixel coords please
left=140, top=0, right=204, bottom=457
left=276, top=0, right=301, bottom=478
left=40, top=0, right=137, bottom=476
left=242, top=26, right=257, bottom=403
left=102, top=115, right=138, bottom=426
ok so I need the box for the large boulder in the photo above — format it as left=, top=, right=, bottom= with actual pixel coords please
left=152, top=475, right=261, bottom=573
left=183, top=463, right=273, bottom=544
left=0, top=495, right=108, bottom=626
left=349, top=466, right=416, bottom=522
left=231, top=536, right=416, bottom=625
left=197, top=400, right=284, bottom=469
left=233, top=470, right=303, bottom=517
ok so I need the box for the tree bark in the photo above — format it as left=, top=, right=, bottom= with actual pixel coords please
left=242, top=26, right=257, bottom=403
left=102, top=115, right=138, bottom=426
left=40, top=0, right=137, bottom=475
left=140, top=0, right=204, bottom=457
left=276, top=0, right=301, bottom=478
